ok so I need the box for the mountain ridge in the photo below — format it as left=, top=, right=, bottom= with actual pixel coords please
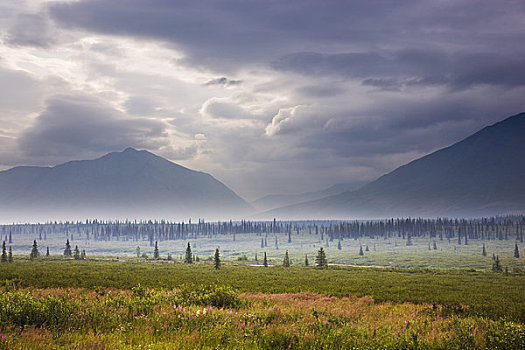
left=0, top=148, right=251, bottom=222
left=262, top=112, right=525, bottom=219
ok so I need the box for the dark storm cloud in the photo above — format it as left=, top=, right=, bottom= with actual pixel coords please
left=273, top=50, right=525, bottom=90
left=47, top=0, right=525, bottom=71
left=18, top=95, right=169, bottom=158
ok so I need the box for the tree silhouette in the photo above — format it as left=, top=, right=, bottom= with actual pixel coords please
left=283, top=250, right=290, bottom=267
left=214, top=248, right=220, bottom=270
left=315, top=247, right=327, bottom=268
left=185, top=242, right=193, bottom=264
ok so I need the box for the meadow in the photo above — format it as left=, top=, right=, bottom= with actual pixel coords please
left=1, top=259, right=524, bottom=349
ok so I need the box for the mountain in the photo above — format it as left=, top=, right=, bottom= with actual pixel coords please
left=264, top=112, right=525, bottom=219
left=0, top=148, right=251, bottom=222
left=250, top=182, right=367, bottom=212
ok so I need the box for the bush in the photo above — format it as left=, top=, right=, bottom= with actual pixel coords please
left=176, top=284, right=241, bottom=308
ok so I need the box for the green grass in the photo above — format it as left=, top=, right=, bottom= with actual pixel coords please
left=1, top=259, right=524, bottom=322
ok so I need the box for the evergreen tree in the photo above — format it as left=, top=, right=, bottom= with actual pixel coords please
left=136, top=246, right=141, bottom=258
left=214, top=248, right=220, bottom=270
left=184, top=242, right=193, bottom=264
left=337, top=240, right=342, bottom=250
left=288, top=230, right=292, bottom=243
left=492, top=255, right=503, bottom=272
left=359, top=245, right=364, bottom=256
left=283, top=250, right=290, bottom=267
left=46, top=247, right=50, bottom=257
left=304, top=254, right=309, bottom=266
left=255, top=253, right=258, bottom=261
left=315, top=247, right=328, bottom=268
left=263, top=252, right=268, bottom=267
left=167, top=253, right=172, bottom=261
left=365, top=245, right=369, bottom=252
left=74, top=245, right=80, bottom=260
left=154, top=241, right=160, bottom=259
left=1, top=241, right=6, bottom=263
left=482, top=244, right=487, bottom=256
left=64, top=239, right=72, bottom=257
left=406, top=234, right=413, bottom=246
left=515, top=243, right=520, bottom=258
left=30, top=240, right=39, bottom=260
left=261, top=238, right=264, bottom=248
left=8, top=246, right=13, bottom=263
left=433, top=241, right=438, bottom=250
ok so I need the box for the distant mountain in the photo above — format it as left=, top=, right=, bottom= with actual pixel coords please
left=264, top=112, right=525, bottom=219
left=0, top=148, right=252, bottom=222
left=250, top=182, right=367, bottom=212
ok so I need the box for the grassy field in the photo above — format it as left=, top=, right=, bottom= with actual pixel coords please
left=1, top=259, right=524, bottom=349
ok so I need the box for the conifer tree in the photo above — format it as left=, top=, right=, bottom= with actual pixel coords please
left=406, top=234, right=413, bottom=246
left=365, top=245, right=369, bottom=252
left=214, top=248, right=220, bottom=270
left=304, top=254, right=309, bottom=266
left=515, top=243, right=520, bottom=258
left=359, top=245, right=364, bottom=256
left=337, top=240, right=342, bottom=250
left=255, top=252, right=258, bottom=261
left=1, top=241, right=7, bottom=263
left=46, top=247, right=50, bottom=256
left=30, top=240, right=39, bottom=260
left=263, top=252, right=268, bottom=267
left=492, top=255, right=503, bottom=272
left=8, top=246, right=13, bottom=263
left=64, top=239, right=72, bottom=257
left=482, top=244, right=487, bottom=256
left=433, top=241, right=438, bottom=250
left=185, top=242, right=193, bottom=263
left=154, top=241, right=160, bottom=259
left=136, top=246, right=141, bottom=258
left=261, top=238, right=264, bottom=248
left=74, top=245, right=80, bottom=260
left=283, top=250, right=290, bottom=267
left=315, top=247, right=327, bottom=268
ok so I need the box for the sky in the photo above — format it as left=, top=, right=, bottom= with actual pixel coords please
left=0, top=0, right=524, bottom=201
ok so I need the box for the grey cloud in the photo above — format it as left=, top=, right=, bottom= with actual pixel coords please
left=274, top=50, right=525, bottom=90
left=47, top=0, right=525, bottom=73
left=6, top=13, right=56, bottom=48
left=205, top=77, right=242, bottom=87
left=18, top=95, right=169, bottom=158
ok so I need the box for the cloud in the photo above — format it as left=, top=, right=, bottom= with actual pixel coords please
left=18, top=95, right=169, bottom=158
left=205, top=77, right=242, bottom=87
left=6, top=13, right=56, bottom=48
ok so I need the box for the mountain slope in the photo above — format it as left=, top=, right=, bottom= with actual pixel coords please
left=250, top=181, right=367, bottom=212
left=0, top=148, right=251, bottom=222
left=265, top=112, right=525, bottom=219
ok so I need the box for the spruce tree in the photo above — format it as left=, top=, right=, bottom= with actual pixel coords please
left=365, top=245, right=369, bottom=252
left=136, top=246, right=141, bottom=258
left=214, top=248, right=220, bottom=270
left=482, top=244, right=487, bottom=256
left=515, top=243, right=520, bottom=258
left=1, top=241, right=7, bottom=263
left=154, top=241, right=160, bottom=259
left=8, top=246, right=13, bottom=263
left=433, top=241, right=438, bottom=250
left=315, top=247, right=327, bottom=268
left=74, top=245, right=80, bottom=260
left=337, top=240, right=342, bottom=250
left=359, top=245, right=364, bottom=256
left=30, top=240, right=39, bottom=260
left=46, top=247, right=50, bottom=257
left=492, top=255, right=503, bottom=272
left=64, top=239, right=72, bottom=257
left=263, top=252, right=268, bottom=267
left=304, top=254, right=309, bottom=266
left=283, top=250, right=290, bottom=267
left=184, top=242, right=193, bottom=264
left=255, top=253, right=258, bottom=261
